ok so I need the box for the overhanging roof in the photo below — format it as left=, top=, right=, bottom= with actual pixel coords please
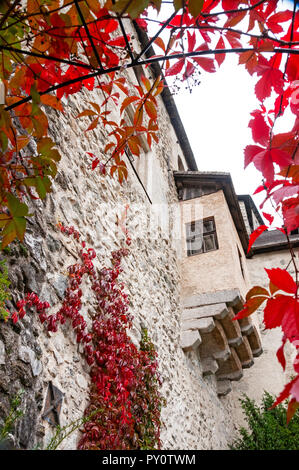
left=237, top=195, right=299, bottom=254
left=251, top=229, right=299, bottom=254
left=133, top=21, right=198, bottom=171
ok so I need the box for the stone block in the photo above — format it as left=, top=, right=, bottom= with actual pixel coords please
left=219, top=308, right=242, bottom=347
left=180, top=330, right=202, bottom=352
left=198, top=320, right=231, bottom=362
left=217, top=380, right=232, bottom=397
left=216, top=348, right=243, bottom=381
left=183, top=317, right=215, bottom=333
left=183, top=289, right=242, bottom=309
left=182, top=303, right=228, bottom=321
left=0, top=340, right=5, bottom=365
left=237, top=317, right=254, bottom=336
left=201, top=357, right=219, bottom=376
left=19, top=345, right=42, bottom=377
left=235, top=336, right=254, bottom=368
left=247, top=325, right=263, bottom=357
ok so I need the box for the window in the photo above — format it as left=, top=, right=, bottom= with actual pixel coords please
left=237, top=246, right=245, bottom=278
left=186, top=217, right=218, bottom=256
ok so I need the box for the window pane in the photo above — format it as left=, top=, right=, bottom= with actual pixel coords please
left=203, top=219, right=215, bottom=233
left=186, top=220, right=203, bottom=238
left=203, top=234, right=217, bottom=252
left=187, top=236, right=203, bottom=256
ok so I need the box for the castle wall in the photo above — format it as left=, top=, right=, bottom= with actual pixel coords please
left=0, top=76, right=241, bottom=450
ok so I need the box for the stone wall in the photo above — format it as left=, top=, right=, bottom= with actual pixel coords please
left=0, top=66, right=246, bottom=450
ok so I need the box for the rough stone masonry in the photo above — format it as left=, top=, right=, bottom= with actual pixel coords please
left=0, top=64, right=242, bottom=450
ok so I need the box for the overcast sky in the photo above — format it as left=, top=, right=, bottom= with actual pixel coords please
left=173, top=54, right=261, bottom=196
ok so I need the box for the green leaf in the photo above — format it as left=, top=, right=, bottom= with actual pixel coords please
left=188, top=0, right=204, bottom=18
left=110, top=0, right=150, bottom=18
left=6, top=193, right=28, bottom=217
left=37, top=137, right=61, bottom=162
left=30, top=84, right=40, bottom=104
left=23, top=176, right=52, bottom=199
left=1, top=216, right=27, bottom=248
left=173, top=0, right=184, bottom=11
left=151, top=0, right=162, bottom=11
left=0, top=194, right=30, bottom=249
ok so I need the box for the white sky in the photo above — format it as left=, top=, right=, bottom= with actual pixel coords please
left=173, top=54, right=261, bottom=196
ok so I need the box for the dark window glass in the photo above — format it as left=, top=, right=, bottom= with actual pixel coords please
left=186, top=217, right=218, bottom=256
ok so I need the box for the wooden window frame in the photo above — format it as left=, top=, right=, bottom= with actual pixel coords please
left=186, top=217, right=218, bottom=257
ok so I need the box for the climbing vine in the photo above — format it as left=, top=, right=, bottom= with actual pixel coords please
left=9, top=222, right=165, bottom=450
left=0, top=258, right=11, bottom=321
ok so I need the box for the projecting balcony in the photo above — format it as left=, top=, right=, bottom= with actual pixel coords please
left=180, top=289, right=262, bottom=397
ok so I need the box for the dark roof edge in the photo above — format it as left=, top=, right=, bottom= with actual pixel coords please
left=133, top=21, right=198, bottom=171
left=252, top=239, right=299, bottom=254
left=237, top=194, right=264, bottom=227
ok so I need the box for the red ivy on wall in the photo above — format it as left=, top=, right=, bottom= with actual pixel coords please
left=10, top=223, right=164, bottom=450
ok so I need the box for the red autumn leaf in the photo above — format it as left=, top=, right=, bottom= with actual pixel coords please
left=183, top=60, right=196, bottom=79
left=245, top=145, right=293, bottom=183
left=92, top=158, right=100, bottom=170
left=192, top=44, right=216, bottom=73
left=76, top=109, right=97, bottom=118
left=11, top=312, right=18, bottom=324
left=247, top=224, right=268, bottom=253
left=238, top=49, right=259, bottom=76
left=282, top=196, right=299, bottom=233
left=192, top=56, right=216, bottom=73
left=281, top=298, right=299, bottom=340
left=287, top=399, right=299, bottom=425
left=85, top=117, right=99, bottom=132
left=254, top=56, right=284, bottom=102
left=233, top=295, right=268, bottom=320
left=272, top=376, right=299, bottom=411
left=253, top=149, right=274, bottom=183
left=265, top=268, right=297, bottom=294
left=187, top=30, right=196, bottom=52
left=225, top=10, right=247, bottom=28
left=154, top=37, right=166, bottom=53
left=244, top=145, right=264, bottom=168
left=165, top=58, right=185, bottom=76
left=276, top=335, right=287, bottom=370
left=120, top=96, right=139, bottom=114
left=267, top=10, right=293, bottom=34
left=215, top=36, right=226, bottom=67
left=246, top=285, right=269, bottom=301
left=263, top=295, right=292, bottom=329
left=272, top=184, right=299, bottom=205
left=225, top=30, right=242, bottom=49
left=272, top=131, right=299, bottom=161
left=262, top=212, right=274, bottom=225
left=248, top=109, right=271, bottom=146
left=144, top=100, right=158, bottom=120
